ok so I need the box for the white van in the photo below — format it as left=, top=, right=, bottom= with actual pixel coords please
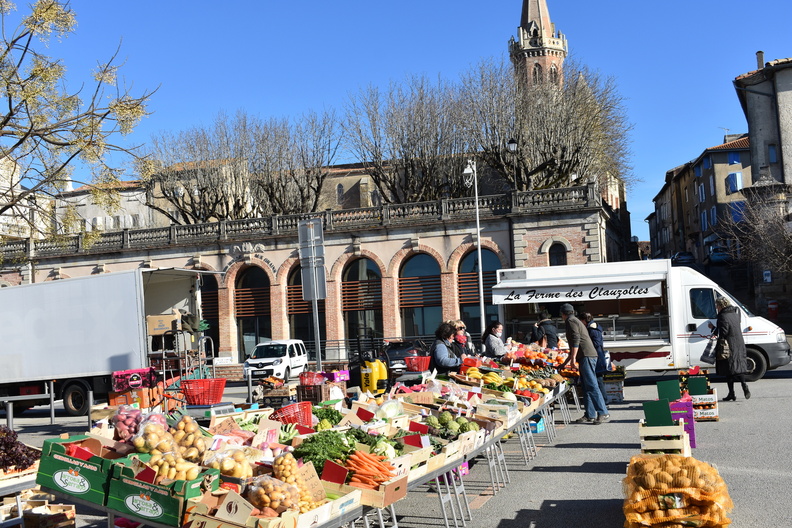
left=243, top=339, right=308, bottom=382
left=493, top=260, right=790, bottom=381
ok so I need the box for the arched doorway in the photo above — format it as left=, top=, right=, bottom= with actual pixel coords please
left=235, top=267, right=271, bottom=362
left=342, top=258, right=383, bottom=352
left=199, top=274, right=219, bottom=357
left=399, top=254, right=442, bottom=337
left=287, top=267, right=326, bottom=360
left=457, top=248, right=500, bottom=338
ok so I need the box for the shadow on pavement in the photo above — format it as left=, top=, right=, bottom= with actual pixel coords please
left=529, top=461, right=628, bottom=474
left=498, top=499, right=624, bottom=528
left=551, top=442, right=639, bottom=450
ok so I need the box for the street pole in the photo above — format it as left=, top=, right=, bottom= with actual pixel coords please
left=309, top=222, right=323, bottom=371
left=464, top=160, right=487, bottom=354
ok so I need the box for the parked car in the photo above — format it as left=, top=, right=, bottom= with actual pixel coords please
left=243, top=339, right=308, bottom=381
left=671, top=251, right=696, bottom=266
left=378, top=339, right=428, bottom=372
left=706, top=247, right=732, bottom=265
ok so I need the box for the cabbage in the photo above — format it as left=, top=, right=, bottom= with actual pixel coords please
left=374, top=399, right=403, bottom=419
left=372, top=438, right=397, bottom=460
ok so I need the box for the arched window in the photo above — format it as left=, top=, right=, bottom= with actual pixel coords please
left=342, top=258, right=383, bottom=351
left=399, top=254, right=442, bottom=337
left=287, top=267, right=326, bottom=360
left=458, top=249, right=501, bottom=337
left=532, top=63, right=543, bottom=84
left=336, top=184, right=344, bottom=205
left=199, top=274, right=219, bottom=356
left=235, top=267, right=271, bottom=361
left=549, top=243, right=568, bottom=266
left=549, top=64, right=559, bottom=85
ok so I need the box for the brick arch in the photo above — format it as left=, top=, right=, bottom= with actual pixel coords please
left=224, top=258, right=276, bottom=288
left=539, top=236, right=573, bottom=254
left=447, top=240, right=509, bottom=272
left=387, top=244, right=446, bottom=278
left=276, top=256, right=301, bottom=285
left=44, top=272, right=71, bottom=281
left=330, top=249, right=387, bottom=282
left=0, top=280, right=11, bottom=287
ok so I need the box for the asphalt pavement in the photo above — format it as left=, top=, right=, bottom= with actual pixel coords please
left=5, top=364, right=792, bottom=528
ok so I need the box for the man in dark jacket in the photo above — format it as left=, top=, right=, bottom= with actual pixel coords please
left=559, top=303, right=609, bottom=424
left=530, top=310, right=559, bottom=349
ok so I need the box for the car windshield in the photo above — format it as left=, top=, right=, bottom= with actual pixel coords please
left=250, top=344, right=287, bottom=359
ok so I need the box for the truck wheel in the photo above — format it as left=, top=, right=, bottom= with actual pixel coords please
left=63, top=384, right=90, bottom=416
left=744, top=349, right=767, bottom=382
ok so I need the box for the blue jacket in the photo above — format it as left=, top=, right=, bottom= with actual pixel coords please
left=430, top=338, right=461, bottom=374
left=586, top=322, right=609, bottom=374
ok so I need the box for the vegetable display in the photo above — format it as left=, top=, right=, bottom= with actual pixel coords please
left=0, top=425, right=40, bottom=471
left=273, top=452, right=328, bottom=513
left=291, top=430, right=353, bottom=471
left=343, top=450, right=397, bottom=489
left=312, top=407, right=344, bottom=426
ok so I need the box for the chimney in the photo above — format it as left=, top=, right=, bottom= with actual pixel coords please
left=756, top=51, right=765, bottom=69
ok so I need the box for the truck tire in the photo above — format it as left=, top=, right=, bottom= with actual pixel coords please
left=744, top=348, right=767, bottom=382
left=63, top=383, right=90, bottom=416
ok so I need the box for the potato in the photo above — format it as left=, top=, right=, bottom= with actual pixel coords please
left=185, top=467, right=201, bottom=481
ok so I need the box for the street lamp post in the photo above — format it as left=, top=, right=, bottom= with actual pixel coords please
left=463, top=160, right=486, bottom=354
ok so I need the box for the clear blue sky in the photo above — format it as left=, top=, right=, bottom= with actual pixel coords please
left=16, top=0, right=792, bottom=240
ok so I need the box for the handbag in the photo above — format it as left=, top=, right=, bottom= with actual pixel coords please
left=716, top=338, right=731, bottom=360
left=700, top=338, right=716, bottom=365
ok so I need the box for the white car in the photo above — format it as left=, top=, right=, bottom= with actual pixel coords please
left=243, top=339, right=308, bottom=382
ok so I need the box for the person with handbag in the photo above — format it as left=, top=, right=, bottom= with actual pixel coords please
left=709, top=297, right=750, bottom=401
left=530, top=310, right=559, bottom=349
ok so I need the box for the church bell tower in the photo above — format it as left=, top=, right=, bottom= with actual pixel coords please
left=509, top=0, right=568, bottom=85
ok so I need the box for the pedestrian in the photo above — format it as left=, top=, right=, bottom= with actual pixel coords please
left=482, top=320, right=511, bottom=358
left=447, top=319, right=475, bottom=357
left=709, top=297, right=750, bottom=401
left=429, top=322, right=465, bottom=375
left=558, top=303, right=610, bottom=424
left=530, top=310, right=559, bottom=349
left=582, top=312, right=610, bottom=410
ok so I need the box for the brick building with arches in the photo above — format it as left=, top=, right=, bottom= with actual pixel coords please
left=0, top=182, right=632, bottom=364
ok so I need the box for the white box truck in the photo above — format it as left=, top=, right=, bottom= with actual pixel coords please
left=493, top=260, right=790, bottom=381
left=0, top=268, right=204, bottom=415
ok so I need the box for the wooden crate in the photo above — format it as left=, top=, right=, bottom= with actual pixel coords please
left=638, top=419, right=692, bottom=456
left=296, top=381, right=347, bottom=404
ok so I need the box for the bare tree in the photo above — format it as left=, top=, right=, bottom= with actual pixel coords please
left=718, top=175, right=792, bottom=274
left=0, top=1, right=153, bottom=236
left=139, top=109, right=340, bottom=223
left=343, top=76, right=472, bottom=204
left=459, top=57, right=633, bottom=191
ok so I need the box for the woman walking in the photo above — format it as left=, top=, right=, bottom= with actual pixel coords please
left=712, top=297, right=750, bottom=401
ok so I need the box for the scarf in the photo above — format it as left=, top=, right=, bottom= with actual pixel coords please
left=455, top=333, right=468, bottom=345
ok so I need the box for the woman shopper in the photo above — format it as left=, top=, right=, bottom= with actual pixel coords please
left=711, top=297, right=750, bottom=401
left=447, top=319, right=475, bottom=357
left=429, top=322, right=465, bottom=375
left=482, top=321, right=511, bottom=358
left=530, top=310, right=559, bottom=349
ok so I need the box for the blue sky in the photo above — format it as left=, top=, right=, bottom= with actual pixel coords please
left=15, top=1, right=792, bottom=240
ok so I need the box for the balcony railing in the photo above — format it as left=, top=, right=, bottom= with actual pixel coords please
left=1, top=183, right=602, bottom=261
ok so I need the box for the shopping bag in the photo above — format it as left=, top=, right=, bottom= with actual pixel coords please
left=700, top=338, right=716, bottom=365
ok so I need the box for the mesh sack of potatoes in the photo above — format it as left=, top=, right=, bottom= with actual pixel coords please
left=622, top=454, right=733, bottom=527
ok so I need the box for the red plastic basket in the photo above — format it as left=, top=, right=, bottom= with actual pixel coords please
left=405, top=355, right=431, bottom=372
left=269, top=401, right=313, bottom=427
left=181, top=378, right=227, bottom=405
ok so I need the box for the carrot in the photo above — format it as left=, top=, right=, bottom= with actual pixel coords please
left=349, top=481, right=377, bottom=489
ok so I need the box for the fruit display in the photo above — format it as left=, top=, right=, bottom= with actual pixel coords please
left=204, top=448, right=254, bottom=479
left=245, top=475, right=301, bottom=513
left=623, top=454, right=733, bottom=527
left=273, top=452, right=328, bottom=513
left=169, top=415, right=208, bottom=462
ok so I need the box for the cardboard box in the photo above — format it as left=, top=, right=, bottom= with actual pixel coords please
left=184, top=490, right=297, bottom=528
left=691, top=388, right=718, bottom=405
left=321, top=474, right=407, bottom=509
left=692, top=407, right=719, bottom=421
left=106, top=458, right=220, bottom=527
left=146, top=314, right=181, bottom=336
left=22, top=504, right=75, bottom=528
left=36, top=435, right=135, bottom=506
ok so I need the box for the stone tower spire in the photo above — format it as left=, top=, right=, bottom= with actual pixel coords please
left=509, top=0, right=568, bottom=85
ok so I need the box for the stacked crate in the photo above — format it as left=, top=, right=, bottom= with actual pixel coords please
left=638, top=419, right=692, bottom=457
